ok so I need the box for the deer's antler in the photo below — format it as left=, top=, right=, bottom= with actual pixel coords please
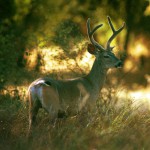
left=87, top=18, right=105, bottom=51
left=106, top=16, right=125, bottom=51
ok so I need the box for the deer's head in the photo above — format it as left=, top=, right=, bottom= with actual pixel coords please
left=87, top=16, right=125, bottom=69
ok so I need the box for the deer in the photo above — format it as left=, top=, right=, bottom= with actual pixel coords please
left=28, top=16, right=125, bottom=134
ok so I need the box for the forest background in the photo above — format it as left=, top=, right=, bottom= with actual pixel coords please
left=0, top=0, right=150, bottom=150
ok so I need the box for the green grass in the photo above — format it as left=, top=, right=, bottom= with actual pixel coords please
left=0, top=89, right=150, bottom=150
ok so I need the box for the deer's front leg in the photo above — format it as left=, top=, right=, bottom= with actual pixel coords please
left=77, top=83, right=90, bottom=111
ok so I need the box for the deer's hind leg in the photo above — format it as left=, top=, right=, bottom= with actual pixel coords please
left=41, top=85, right=62, bottom=124
left=28, top=92, right=41, bottom=136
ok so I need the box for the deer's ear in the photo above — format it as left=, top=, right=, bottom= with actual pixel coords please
left=87, top=44, right=96, bottom=55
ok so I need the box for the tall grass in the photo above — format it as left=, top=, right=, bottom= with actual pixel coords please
left=0, top=87, right=150, bottom=150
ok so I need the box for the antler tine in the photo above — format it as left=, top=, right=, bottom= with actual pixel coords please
left=106, top=16, right=125, bottom=50
left=87, top=18, right=105, bottom=51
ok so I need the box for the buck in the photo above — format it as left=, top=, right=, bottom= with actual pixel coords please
left=28, top=16, right=125, bottom=133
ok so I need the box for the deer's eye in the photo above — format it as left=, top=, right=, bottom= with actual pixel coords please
left=104, top=55, right=109, bottom=58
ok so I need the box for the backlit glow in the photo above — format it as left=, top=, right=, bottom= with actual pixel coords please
left=25, top=42, right=94, bottom=74
left=128, top=40, right=149, bottom=58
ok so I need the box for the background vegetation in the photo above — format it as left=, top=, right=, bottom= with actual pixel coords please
left=0, top=0, right=150, bottom=149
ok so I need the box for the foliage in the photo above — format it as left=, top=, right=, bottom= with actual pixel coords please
left=0, top=0, right=149, bottom=81
left=0, top=26, right=18, bottom=85
left=53, top=19, right=83, bottom=51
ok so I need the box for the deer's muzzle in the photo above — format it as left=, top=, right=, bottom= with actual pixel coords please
left=115, top=61, right=123, bottom=68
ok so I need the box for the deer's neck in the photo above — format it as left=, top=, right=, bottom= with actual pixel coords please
left=86, top=58, right=108, bottom=91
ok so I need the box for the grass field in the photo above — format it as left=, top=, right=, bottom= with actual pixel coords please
left=0, top=86, right=150, bottom=150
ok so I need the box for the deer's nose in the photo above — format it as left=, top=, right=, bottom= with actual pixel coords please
left=115, top=61, right=123, bottom=68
